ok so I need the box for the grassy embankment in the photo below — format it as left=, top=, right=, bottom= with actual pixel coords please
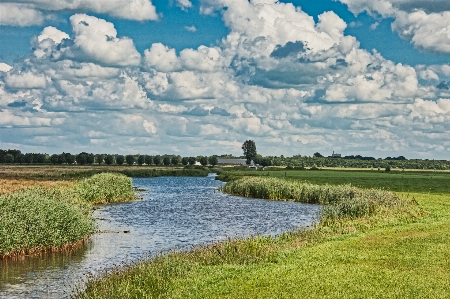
left=0, top=173, right=136, bottom=258
left=75, top=169, right=450, bottom=299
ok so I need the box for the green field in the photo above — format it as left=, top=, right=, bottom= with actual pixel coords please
left=76, top=170, right=450, bottom=299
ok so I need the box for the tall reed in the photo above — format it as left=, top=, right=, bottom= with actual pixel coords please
left=220, top=177, right=411, bottom=219
left=0, top=187, right=94, bottom=257
left=75, top=173, right=137, bottom=204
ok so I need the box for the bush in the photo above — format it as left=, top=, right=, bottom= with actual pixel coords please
left=76, top=173, right=137, bottom=204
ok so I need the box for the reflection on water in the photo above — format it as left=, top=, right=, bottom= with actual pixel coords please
left=0, top=175, right=321, bottom=298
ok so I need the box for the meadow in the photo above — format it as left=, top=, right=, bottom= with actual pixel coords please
left=75, top=169, right=450, bottom=299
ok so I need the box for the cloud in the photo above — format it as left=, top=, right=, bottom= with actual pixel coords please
left=177, top=0, right=193, bottom=10
left=339, top=0, right=450, bottom=55
left=37, top=26, right=70, bottom=44
left=0, top=0, right=158, bottom=24
left=0, top=63, right=13, bottom=72
left=0, top=3, right=45, bottom=26
left=144, top=43, right=181, bottom=72
left=0, top=1, right=449, bottom=158
left=5, top=72, right=47, bottom=89
left=210, top=107, right=231, bottom=116
left=184, top=25, right=197, bottom=32
left=62, top=14, right=141, bottom=67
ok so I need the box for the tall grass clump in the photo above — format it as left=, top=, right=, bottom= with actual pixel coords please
left=0, top=187, right=94, bottom=258
left=220, top=177, right=414, bottom=220
left=76, top=173, right=137, bottom=204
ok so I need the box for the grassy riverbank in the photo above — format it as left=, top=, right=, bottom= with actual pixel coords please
left=75, top=170, right=449, bottom=298
left=0, top=173, right=136, bottom=258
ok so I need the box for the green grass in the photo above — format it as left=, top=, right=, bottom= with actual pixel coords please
left=74, top=171, right=450, bottom=299
left=0, top=173, right=137, bottom=257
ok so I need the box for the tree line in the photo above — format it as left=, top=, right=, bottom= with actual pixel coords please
left=1, top=147, right=448, bottom=170
left=0, top=149, right=219, bottom=167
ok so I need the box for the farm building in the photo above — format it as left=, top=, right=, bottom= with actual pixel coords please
left=217, top=158, right=247, bottom=165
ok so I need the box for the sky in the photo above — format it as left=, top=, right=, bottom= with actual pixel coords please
left=0, top=0, right=449, bottom=159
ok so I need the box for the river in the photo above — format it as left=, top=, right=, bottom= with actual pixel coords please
left=0, top=175, right=321, bottom=298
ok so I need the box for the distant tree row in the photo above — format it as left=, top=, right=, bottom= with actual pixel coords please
left=0, top=149, right=220, bottom=167
left=0, top=148, right=447, bottom=170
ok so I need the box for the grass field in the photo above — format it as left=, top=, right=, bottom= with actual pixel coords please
left=75, top=169, right=450, bottom=299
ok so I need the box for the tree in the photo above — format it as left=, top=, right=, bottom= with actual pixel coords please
left=57, top=153, right=66, bottom=164
left=87, top=153, right=95, bottom=164
left=137, top=155, right=145, bottom=165
left=188, top=157, right=196, bottom=165
left=253, top=154, right=263, bottom=165
left=77, top=153, right=88, bottom=165
left=261, top=158, right=272, bottom=167
left=65, top=153, right=75, bottom=164
left=4, top=154, right=14, bottom=163
left=24, top=153, right=34, bottom=164
left=172, top=156, right=180, bottom=165
left=199, top=156, right=208, bottom=166
left=181, top=157, right=189, bottom=166
left=116, top=155, right=125, bottom=165
left=313, top=152, right=323, bottom=158
left=126, top=155, right=135, bottom=166
left=153, top=155, right=162, bottom=165
left=96, top=154, right=105, bottom=165
left=15, top=153, right=24, bottom=164
left=163, top=156, right=171, bottom=166
left=209, top=156, right=218, bottom=166
left=242, top=140, right=257, bottom=165
left=105, top=154, right=114, bottom=165
left=50, top=154, right=59, bottom=165
left=145, top=155, right=153, bottom=165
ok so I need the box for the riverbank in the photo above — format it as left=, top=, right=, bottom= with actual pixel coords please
left=75, top=171, right=449, bottom=298
left=0, top=173, right=136, bottom=258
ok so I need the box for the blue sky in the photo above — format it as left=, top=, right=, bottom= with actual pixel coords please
left=0, top=0, right=449, bottom=159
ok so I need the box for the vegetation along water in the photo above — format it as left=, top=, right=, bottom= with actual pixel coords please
left=0, top=173, right=136, bottom=258
left=74, top=169, right=450, bottom=299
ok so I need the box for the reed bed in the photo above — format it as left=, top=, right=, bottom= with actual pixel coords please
left=0, top=187, right=94, bottom=258
left=0, top=173, right=137, bottom=258
left=75, top=173, right=137, bottom=204
left=220, top=177, right=413, bottom=219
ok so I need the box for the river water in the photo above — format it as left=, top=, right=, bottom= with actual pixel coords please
left=0, top=175, right=321, bottom=298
